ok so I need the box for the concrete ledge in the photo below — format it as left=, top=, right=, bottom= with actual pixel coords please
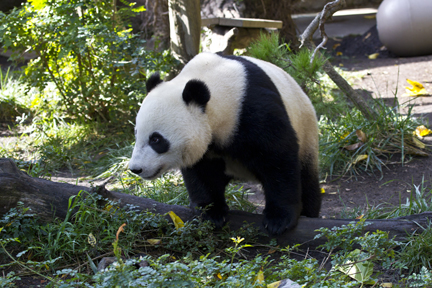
left=202, top=17, right=283, bottom=29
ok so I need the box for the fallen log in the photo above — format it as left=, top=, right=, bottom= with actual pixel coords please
left=0, top=158, right=429, bottom=248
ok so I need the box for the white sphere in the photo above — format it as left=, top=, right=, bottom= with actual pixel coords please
left=377, top=0, right=432, bottom=57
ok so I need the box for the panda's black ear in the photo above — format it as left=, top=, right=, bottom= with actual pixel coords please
left=182, top=79, right=210, bottom=112
left=146, top=73, right=163, bottom=93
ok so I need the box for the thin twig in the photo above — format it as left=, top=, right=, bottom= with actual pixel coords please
left=300, top=0, right=346, bottom=63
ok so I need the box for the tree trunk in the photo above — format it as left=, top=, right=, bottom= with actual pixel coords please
left=0, top=158, right=427, bottom=249
left=168, top=0, right=201, bottom=65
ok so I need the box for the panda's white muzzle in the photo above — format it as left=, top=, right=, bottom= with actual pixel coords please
left=129, top=145, right=166, bottom=180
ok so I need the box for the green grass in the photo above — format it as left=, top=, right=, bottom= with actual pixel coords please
left=0, top=68, right=32, bottom=123
left=319, top=97, right=426, bottom=177
left=397, top=223, right=432, bottom=273
left=4, top=202, right=427, bottom=287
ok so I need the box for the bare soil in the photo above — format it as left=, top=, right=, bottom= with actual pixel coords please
left=320, top=27, right=432, bottom=218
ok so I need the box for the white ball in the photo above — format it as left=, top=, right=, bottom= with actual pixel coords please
left=377, top=0, right=432, bottom=57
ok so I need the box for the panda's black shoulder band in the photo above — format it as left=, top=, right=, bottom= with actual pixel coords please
left=146, top=73, right=163, bottom=93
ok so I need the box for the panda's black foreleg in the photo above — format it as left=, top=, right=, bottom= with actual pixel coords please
left=181, top=157, right=232, bottom=229
left=258, top=162, right=303, bottom=235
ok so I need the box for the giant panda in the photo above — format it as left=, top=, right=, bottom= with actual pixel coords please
left=129, top=52, right=321, bottom=235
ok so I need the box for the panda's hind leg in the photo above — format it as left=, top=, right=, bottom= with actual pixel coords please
left=300, top=156, right=321, bottom=217
left=181, top=157, right=232, bottom=228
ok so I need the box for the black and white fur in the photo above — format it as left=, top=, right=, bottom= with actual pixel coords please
left=129, top=53, right=321, bottom=235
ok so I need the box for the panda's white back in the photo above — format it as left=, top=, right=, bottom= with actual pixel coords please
left=176, top=53, right=318, bottom=160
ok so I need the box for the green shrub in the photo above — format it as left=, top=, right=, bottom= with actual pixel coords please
left=0, top=0, right=177, bottom=123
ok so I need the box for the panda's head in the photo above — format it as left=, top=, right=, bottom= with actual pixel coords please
left=129, top=73, right=212, bottom=180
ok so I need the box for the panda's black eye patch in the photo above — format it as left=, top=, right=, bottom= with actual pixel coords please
left=149, top=132, right=170, bottom=154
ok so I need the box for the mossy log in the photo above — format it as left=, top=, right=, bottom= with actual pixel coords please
left=0, top=158, right=428, bottom=248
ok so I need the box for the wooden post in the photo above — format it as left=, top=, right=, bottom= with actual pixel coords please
left=168, top=0, right=201, bottom=65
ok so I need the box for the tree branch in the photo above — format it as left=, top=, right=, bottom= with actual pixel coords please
left=1, top=158, right=427, bottom=249
left=299, top=0, right=377, bottom=121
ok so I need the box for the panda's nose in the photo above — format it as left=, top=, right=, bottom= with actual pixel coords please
left=130, top=168, right=142, bottom=175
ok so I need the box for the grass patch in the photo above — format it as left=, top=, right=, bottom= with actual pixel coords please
left=0, top=194, right=260, bottom=273
left=337, top=177, right=432, bottom=221
left=0, top=197, right=422, bottom=287
left=319, top=97, right=426, bottom=177
left=0, top=68, right=32, bottom=123
left=397, top=223, right=432, bottom=273
left=1, top=119, right=134, bottom=177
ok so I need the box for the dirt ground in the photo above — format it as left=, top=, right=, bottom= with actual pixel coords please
left=317, top=27, right=432, bottom=218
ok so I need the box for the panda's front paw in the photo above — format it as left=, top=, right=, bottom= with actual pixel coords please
left=204, top=208, right=228, bottom=229
left=190, top=202, right=229, bottom=229
left=263, top=205, right=300, bottom=235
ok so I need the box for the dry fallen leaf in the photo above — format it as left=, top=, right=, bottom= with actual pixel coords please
left=341, top=131, right=350, bottom=139
left=343, top=142, right=363, bottom=151
left=414, top=125, right=432, bottom=137
left=116, top=223, right=126, bottom=241
left=412, top=137, right=426, bottom=149
left=255, top=270, right=265, bottom=284
left=168, top=211, right=185, bottom=230
left=88, top=233, right=97, bottom=247
left=147, top=239, right=161, bottom=245
left=356, top=130, right=368, bottom=142
left=352, top=154, right=368, bottom=165
left=404, top=79, right=429, bottom=96
left=368, top=53, right=379, bottom=59
left=267, top=281, right=281, bottom=288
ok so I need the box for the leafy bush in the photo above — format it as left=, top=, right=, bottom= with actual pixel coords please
left=0, top=0, right=177, bottom=123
